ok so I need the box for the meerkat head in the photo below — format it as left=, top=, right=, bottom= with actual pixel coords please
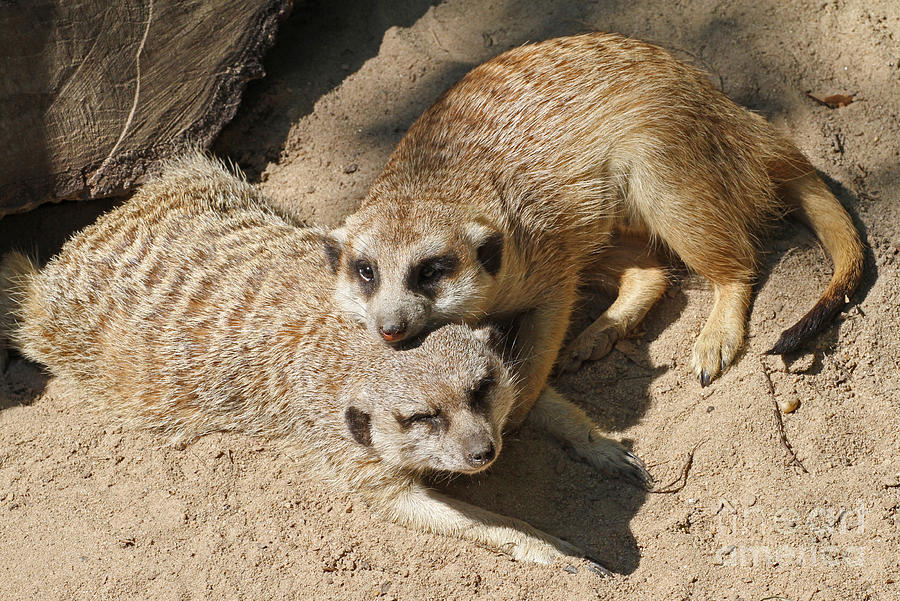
left=342, top=324, right=516, bottom=475
left=325, top=202, right=504, bottom=347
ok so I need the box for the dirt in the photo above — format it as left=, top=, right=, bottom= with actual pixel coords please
left=2, top=1, right=899, bottom=599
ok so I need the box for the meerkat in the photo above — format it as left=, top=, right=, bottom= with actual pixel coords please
left=327, top=32, right=864, bottom=424
left=0, top=153, right=649, bottom=568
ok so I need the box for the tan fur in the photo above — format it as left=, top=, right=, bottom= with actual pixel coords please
left=0, top=153, right=648, bottom=567
left=331, top=33, right=864, bottom=420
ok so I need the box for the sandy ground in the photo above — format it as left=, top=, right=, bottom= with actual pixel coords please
left=2, top=0, right=899, bottom=599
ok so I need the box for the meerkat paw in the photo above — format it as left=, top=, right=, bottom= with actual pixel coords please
left=559, top=317, right=622, bottom=373
left=508, top=536, right=612, bottom=575
left=691, top=325, right=743, bottom=386
left=575, top=429, right=653, bottom=489
left=506, top=532, right=583, bottom=564
left=528, top=387, right=653, bottom=488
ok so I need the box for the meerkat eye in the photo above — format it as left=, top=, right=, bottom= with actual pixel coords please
left=469, top=375, right=495, bottom=411
left=356, top=261, right=375, bottom=282
left=410, top=409, right=441, bottom=423
left=398, top=408, right=443, bottom=428
left=419, top=264, right=439, bottom=282
left=413, top=255, right=458, bottom=289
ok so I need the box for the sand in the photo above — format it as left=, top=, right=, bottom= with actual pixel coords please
left=1, top=0, right=898, bottom=599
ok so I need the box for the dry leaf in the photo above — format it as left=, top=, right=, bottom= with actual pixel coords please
left=822, top=93, right=855, bottom=107
left=805, top=91, right=856, bottom=108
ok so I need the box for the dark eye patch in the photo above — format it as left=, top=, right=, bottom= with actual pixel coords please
left=408, top=254, right=459, bottom=295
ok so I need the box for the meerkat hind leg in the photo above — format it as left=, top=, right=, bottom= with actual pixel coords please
left=527, top=386, right=653, bottom=488
left=560, top=247, right=667, bottom=373
left=691, top=281, right=752, bottom=386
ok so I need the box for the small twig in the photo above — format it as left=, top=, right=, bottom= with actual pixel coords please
left=650, top=441, right=703, bottom=494
left=760, top=358, right=809, bottom=474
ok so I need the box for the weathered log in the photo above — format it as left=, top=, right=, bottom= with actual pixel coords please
left=0, top=0, right=292, bottom=218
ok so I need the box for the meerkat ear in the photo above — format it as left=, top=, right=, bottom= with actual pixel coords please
left=477, top=232, right=503, bottom=276
left=344, top=406, right=373, bottom=447
left=471, top=324, right=496, bottom=343
left=472, top=324, right=494, bottom=343
left=472, top=322, right=512, bottom=358
left=323, top=227, right=346, bottom=274
left=466, top=222, right=504, bottom=276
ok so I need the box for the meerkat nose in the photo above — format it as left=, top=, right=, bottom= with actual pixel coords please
left=465, top=442, right=496, bottom=467
left=379, top=322, right=407, bottom=342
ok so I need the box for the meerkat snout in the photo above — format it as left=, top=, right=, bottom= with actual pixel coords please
left=373, top=296, right=429, bottom=344
left=463, top=435, right=496, bottom=468
left=379, top=321, right=407, bottom=341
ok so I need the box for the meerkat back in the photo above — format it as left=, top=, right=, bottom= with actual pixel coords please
left=2, top=155, right=337, bottom=441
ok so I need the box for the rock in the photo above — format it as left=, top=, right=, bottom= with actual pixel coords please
left=778, top=396, right=800, bottom=414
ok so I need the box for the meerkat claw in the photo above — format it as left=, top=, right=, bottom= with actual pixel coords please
left=583, top=557, right=613, bottom=577
left=622, top=450, right=654, bottom=489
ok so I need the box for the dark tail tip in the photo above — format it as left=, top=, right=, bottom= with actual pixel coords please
left=766, top=292, right=847, bottom=355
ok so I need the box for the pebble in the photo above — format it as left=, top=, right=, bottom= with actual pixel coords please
left=881, top=474, right=900, bottom=488
left=778, top=396, right=800, bottom=414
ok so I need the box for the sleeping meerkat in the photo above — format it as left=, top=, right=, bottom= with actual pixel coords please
left=327, top=32, right=864, bottom=424
left=0, top=153, right=649, bottom=568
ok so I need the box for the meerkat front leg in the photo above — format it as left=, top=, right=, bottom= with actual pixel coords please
left=502, top=287, right=578, bottom=428
left=383, top=481, right=607, bottom=569
left=527, top=386, right=652, bottom=487
left=560, top=248, right=668, bottom=373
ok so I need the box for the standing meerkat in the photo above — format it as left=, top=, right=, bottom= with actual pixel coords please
left=327, top=32, right=864, bottom=424
left=0, top=153, right=649, bottom=568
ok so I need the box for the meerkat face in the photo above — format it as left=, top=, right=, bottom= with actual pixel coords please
left=343, top=324, right=516, bottom=475
left=326, top=204, right=504, bottom=347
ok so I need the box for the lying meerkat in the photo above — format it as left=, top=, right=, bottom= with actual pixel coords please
left=327, top=32, right=864, bottom=424
left=0, top=153, right=649, bottom=568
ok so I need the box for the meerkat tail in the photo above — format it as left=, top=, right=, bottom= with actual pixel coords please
left=0, top=251, right=40, bottom=369
left=767, top=172, right=864, bottom=355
